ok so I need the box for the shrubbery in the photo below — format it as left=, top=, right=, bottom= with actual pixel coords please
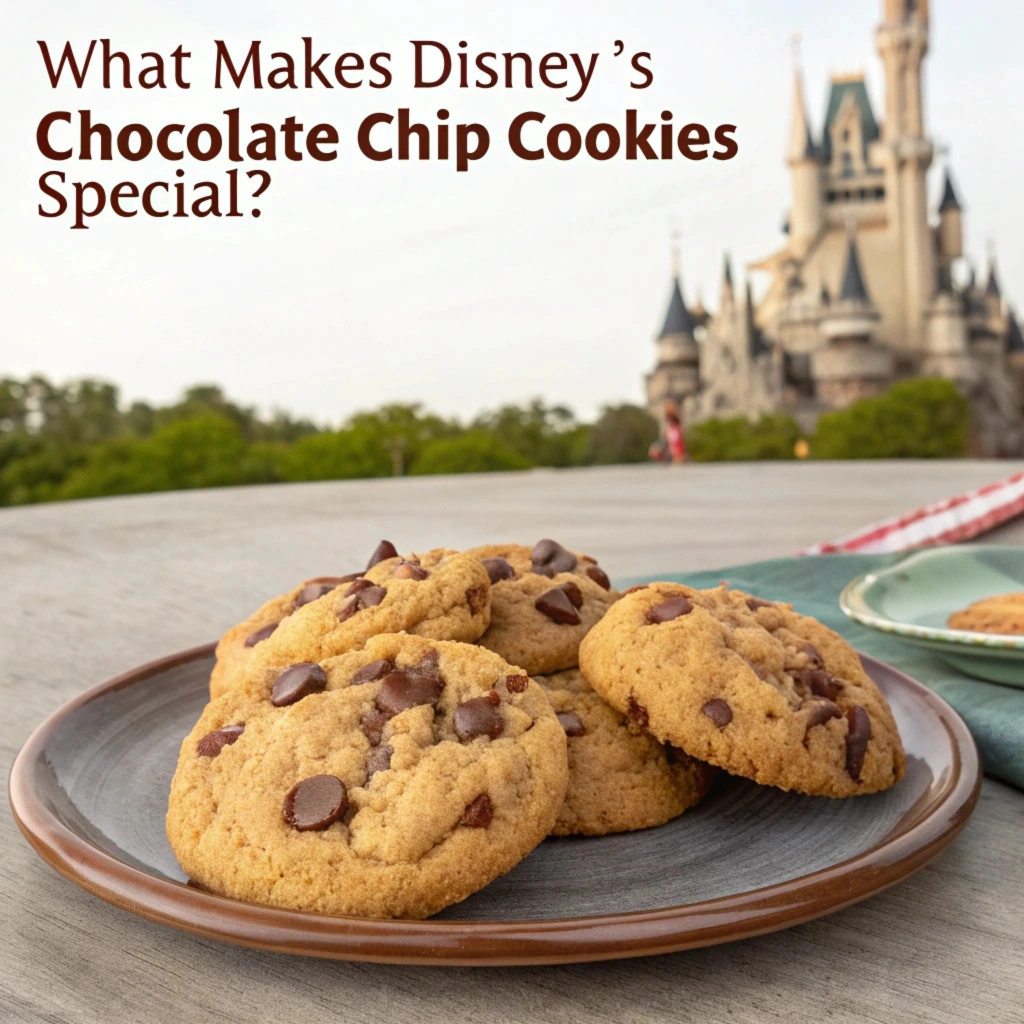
left=0, top=376, right=660, bottom=506
left=688, top=414, right=802, bottom=461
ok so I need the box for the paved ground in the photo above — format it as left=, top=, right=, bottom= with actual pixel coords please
left=3, top=460, right=1023, bottom=1024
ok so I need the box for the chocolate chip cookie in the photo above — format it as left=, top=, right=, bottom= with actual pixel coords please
left=538, top=668, right=716, bottom=836
left=469, top=541, right=618, bottom=675
left=222, top=544, right=491, bottom=701
left=947, top=592, right=1024, bottom=634
left=579, top=583, right=905, bottom=798
left=210, top=575, right=361, bottom=699
left=168, top=634, right=568, bottom=919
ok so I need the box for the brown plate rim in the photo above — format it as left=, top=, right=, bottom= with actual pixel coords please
left=8, top=641, right=981, bottom=966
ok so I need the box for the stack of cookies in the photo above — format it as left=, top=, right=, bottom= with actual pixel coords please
left=166, top=539, right=905, bottom=920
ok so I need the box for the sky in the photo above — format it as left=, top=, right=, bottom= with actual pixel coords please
left=1, top=1, right=1021, bottom=426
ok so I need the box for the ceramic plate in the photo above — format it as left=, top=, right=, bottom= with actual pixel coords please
left=9, top=642, right=979, bottom=966
left=840, top=545, right=1024, bottom=685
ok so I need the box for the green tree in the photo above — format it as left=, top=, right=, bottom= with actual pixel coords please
left=471, top=398, right=582, bottom=466
left=344, top=404, right=460, bottom=475
left=688, top=414, right=802, bottom=461
left=812, top=378, right=969, bottom=459
left=277, top=427, right=392, bottom=482
left=585, top=404, right=659, bottom=464
left=0, top=435, right=88, bottom=505
left=58, top=415, right=274, bottom=499
left=410, top=431, right=533, bottom=475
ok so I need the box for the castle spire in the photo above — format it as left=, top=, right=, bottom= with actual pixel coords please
left=787, top=41, right=815, bottom=164
left=720, top=253, right=735, bottom=312
left=659, top=276, right=695, bottom=338
left=986, top=251, right=1002, bottom=299
left=838, top=228, right=871, bottom=304
left=938, top=168, right=962, bottom=212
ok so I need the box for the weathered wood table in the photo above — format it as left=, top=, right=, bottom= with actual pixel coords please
left=3, top=462, right=1022, bottom=1024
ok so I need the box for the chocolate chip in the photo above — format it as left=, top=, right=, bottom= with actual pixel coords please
left=465, top=583, right=488, bottom=616
left=804, top=699, right=842, bottom=731
left=531, top=538, right=578, bottom=577
left=585, top=565, right=611, bottom=590
left=365, top=744, right=393, bottom=779
left=647, top=596, right=693, bottom=623
left=746, top=596, right=775, bottom=611
left=361, top=707, right=388, bottom=745
left=558, top=581, right=584, bottom=609
left=504, top=674, right=529, bottom=694
left=792, top=668, right=843, bottom=701
left=337, top=585, right=388, bottom=622
left=351, top=659, right=394, bottom=685
left=375, top=670, right=445, bottom=718
left=196, top=724, right=244, bottom=757
left=627, top=696, right=649, bottom=730
left=557, top=711, right=586, bottom=736
left=410, top=649, right=441, bottom=679
left=337, top=572, right=365, bottom=584
left=393, top=561, right=429, bottom=580
left=271, top=663, right=328, bottom=707
left=845, top=706, right=872, bottom=781
left=283, top=775, right=348, bottom=831
left=244, top=623, right=278, bottom=648
left=454, top=691, right=504, bottom=741
left=799, top=642, right=824, bottom=668
left=367, top=540, right=399, bottom=570
left=460, top=793, right=493, bottom=828
left=701, top=698, right=733, bottom=728
left=294, top=582, right=338, bottom=608
left=535, top=587, right=582, bottom=625
left=482, top=557, right=516, bottom=584
left=344, top=577, right=374, bottom=596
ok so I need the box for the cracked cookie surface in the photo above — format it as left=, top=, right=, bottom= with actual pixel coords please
left=168, top=634, right=568, bottom=919
left=579, top=583, right=904, bottom=798
left=538, top=668, right=716, bottom=836
left=232, top=546, right=491, bottom=701
left=469, top=541, right=618, bottom=675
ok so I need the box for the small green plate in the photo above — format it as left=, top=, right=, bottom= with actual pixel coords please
left=840, top=545, right=1024, bottom=686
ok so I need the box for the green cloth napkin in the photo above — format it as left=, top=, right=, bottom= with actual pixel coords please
left=637, top=553, right=1022, bottom=790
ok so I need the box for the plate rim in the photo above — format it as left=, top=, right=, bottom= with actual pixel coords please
left=8, top=642, right=981, bottom=967
left=840, top=545, right=1024, bottom=650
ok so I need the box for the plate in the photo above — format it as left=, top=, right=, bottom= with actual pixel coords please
left=840, top=545, right=1024, bottom=685
left=9, top=642, right=979, bottom=966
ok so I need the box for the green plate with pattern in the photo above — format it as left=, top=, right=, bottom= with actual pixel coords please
left=840, top=545, right=1024, bottom=686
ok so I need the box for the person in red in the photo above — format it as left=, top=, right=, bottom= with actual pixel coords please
left=663, top=402, right=686, bottom=463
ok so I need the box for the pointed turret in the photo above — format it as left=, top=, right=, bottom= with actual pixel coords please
left=986, top=258, right=1001, bottom=300
left=786, top=45, right=824, bottom=253
left=719, top=253, right=735, bottom=312
left=787, top=66, right=815, bottom=164
left=938, top=169, right=961, bottom=212
left=658, top=277, right=696, bottom=338
left=1007, top=310, right=1024, bottom=354
left=838, top=232, right=871, bottom=304
left=937, top=167, right=964, bottom=271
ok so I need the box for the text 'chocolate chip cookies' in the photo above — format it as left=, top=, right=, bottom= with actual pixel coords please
left=580, top=583, right=905, bottom=798
left=167, top=635, right=568, bottom=919
left=469, top=541, right=618, bottom=675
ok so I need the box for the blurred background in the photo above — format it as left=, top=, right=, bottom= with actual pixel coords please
left=1, top=0, right=1021, bottom=505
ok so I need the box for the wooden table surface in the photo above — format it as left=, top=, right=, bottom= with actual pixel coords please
left=3, top=461, right=1023, bottom=1024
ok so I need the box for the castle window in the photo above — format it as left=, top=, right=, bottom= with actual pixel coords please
left=841, top=152, right=854, bottom=177
left=873, top=186, right=885, bottom=199
left=826, top=190, right=837, bottom=203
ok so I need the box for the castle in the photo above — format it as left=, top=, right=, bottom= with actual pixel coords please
left=645, top=0, right=1024, bottom=456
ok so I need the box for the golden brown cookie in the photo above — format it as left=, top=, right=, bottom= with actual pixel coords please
left=538, top=668, right=715, bottom=836
left=469, top=541, right=618, bottom=675
left=229, top=545, right=491, bottom=701
left=947, top=592, right=1024, bottom=635
left=167, top=634, right=568, bottom=919
left=210, top=575, right=359, bottom=699
left=579, top=583, right=905, bottom=798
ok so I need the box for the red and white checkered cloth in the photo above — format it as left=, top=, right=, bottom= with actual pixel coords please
left=800, top=470, right=1024, bottom=555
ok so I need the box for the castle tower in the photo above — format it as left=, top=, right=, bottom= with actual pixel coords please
left=787, top=57, right=824, bottom=255
left=811, top=230, right=894, bottom=407
left=644, top=265, right=701, bottom=431
left=876, top=0, right=935, bottom=353
left=936, top=168, right=963, bottom=286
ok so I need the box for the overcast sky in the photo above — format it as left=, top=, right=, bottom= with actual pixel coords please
left=1, top=1, right=1020, bottom=426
